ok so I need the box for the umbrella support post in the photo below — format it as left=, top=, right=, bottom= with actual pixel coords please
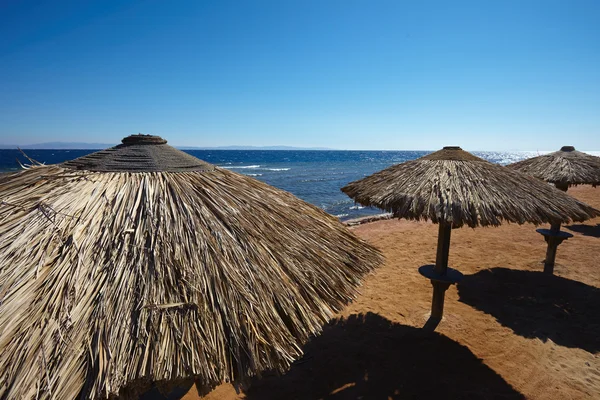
left=430, top=281, right=451, bottom=320
left=538, top=182, right=573, bottom=274
left=536, top=223, right=573, bottom=275
left=419, top=223, right=463, bottom=325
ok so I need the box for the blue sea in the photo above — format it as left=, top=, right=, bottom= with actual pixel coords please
left=0, top=149, right=540, bottom=221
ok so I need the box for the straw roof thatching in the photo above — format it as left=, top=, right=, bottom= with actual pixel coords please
left=507, top=146, right=600, bottom=187
left=0, top=135, right=382, bottom=399
left=341, top=146, right=600, bottom=228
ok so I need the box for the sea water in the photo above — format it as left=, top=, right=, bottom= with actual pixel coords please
left=0, top=149, right=545, bottom=220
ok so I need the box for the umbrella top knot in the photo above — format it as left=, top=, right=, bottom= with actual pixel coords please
left=122, top=134, right=167, bottom=145
left=62, top=134, right=214, bottom=172
left=560, top=146, right=575, bottom=152
left=422, top=146, right=486, bottom=162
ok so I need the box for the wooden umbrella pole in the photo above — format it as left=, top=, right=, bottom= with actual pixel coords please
left=543, top=182, right=570, bottom=274
left=431, top=222, right=452, bottom=319
left=435, top=222, right=452, bottom=274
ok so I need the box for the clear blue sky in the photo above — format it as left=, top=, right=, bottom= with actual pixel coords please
left=1, top=0, right=599, bottom=150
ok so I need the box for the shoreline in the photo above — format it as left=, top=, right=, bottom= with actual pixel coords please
left=342, top=212, right=393, bottom=226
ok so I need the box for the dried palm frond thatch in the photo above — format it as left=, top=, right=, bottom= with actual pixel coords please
left=0, top=135, right=382, bottom=399
left=507, top=146, right=600, bottom=187
left=342, top=146, right=599, bottom=229
left=341, top=146, right=600, bottom=323
left=507, top=146, right=600, bottom=274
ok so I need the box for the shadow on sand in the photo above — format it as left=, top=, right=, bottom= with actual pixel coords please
left=458, top=268, right=600, bottom=353
left=565, top=224, right=600, bottom=238
left=139, top=382, right=194, bottom=400
left=244, top=312, right=522, bottom=399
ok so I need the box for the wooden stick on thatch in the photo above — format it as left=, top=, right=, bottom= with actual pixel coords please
left=342, top=146, right=600, bottom=323
left=0, top=135, right=382, bottom=399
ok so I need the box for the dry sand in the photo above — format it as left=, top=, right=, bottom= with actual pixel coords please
left=187, top=185, right=600, bottom=400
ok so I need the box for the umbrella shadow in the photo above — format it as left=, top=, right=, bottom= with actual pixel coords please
left=565, top=224, right=600, bottom=238
left=139, top=380, right=195, bottom=400
left=245, top=312, right=522, bottom=399
left=457, top=268, right=600, bottom=353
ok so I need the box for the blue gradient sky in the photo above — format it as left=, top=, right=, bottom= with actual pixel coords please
left=1, top=0, right=599, bottom=150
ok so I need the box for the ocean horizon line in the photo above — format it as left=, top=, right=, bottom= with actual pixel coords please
left=1, top=144, right=598, bottom=153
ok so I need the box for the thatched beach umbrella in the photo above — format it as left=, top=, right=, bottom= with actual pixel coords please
left=341, top=146, right=599, bottom=322
left=0, top=134, right=382, bottom=399
left=508, top=146, right=600, bottom=188
left=508, top=146, right=600, bottom=274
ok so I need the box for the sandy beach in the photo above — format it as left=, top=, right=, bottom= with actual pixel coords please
left=190, top=185, right=600, bottom=399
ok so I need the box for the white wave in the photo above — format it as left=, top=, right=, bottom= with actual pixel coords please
left=335, top=213, right=349, bottom=218
left=245, top=173, right=263, bottom=177
left=300, top=178, right=332, bottom=183
left=223, top=165, right=261, bottom=169
left=349, top=205, right=365, bottom=210
left=266, top=168, right=290, bottom=171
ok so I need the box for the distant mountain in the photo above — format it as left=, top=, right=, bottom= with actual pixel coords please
left=0, top=142, right=334, bottom=150
left=0, top=142, right=114, bottom=150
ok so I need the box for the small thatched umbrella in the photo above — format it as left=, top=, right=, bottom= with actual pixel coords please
left=508, top=146, right=600, bottom=274
left=0, top=134, right=382, bottom=399
left=342, top=146, right=599, bottom=322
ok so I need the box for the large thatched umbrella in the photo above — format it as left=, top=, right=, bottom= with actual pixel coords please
left=0, top=134, right=382, bottom=399
left=341, top=146, right=599, bottom=322
left=508, top=146, right=600, bottom=274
